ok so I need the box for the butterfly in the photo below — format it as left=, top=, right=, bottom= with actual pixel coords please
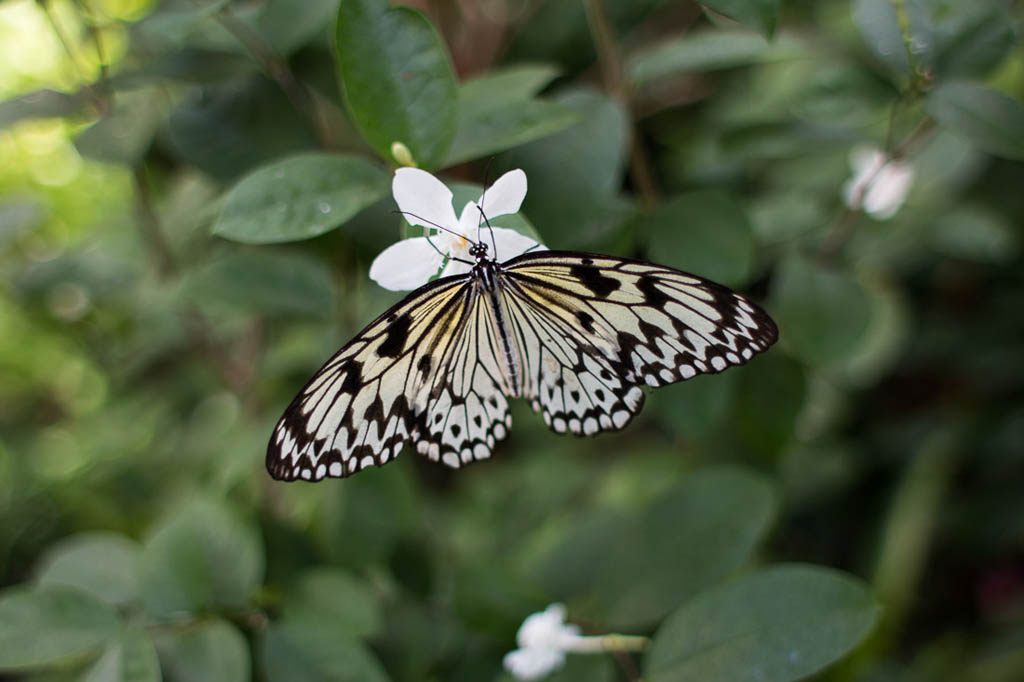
left=267, top=240, right=778, bottom=481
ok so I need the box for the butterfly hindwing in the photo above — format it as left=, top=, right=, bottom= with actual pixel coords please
left=501, top=251, right=778, bottom=436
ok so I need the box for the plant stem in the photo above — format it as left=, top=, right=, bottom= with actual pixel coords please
left=583, top=0, right=659, bottom=207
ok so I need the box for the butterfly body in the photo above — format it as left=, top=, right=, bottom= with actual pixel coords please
left=267, top=249, right=777, bottom=481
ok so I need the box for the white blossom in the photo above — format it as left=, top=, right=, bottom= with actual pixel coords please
left=369, top=167, right=545, bottom=291
left=502, top=604, right=583, bottom=680
left=842, top=146, right=914, bottom=220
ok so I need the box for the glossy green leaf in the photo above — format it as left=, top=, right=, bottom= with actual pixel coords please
left=81, top=626, right=161, bottom=682
left=927, top=82, right=1024, bottom=161
left=771, top=255, right=872, bottom=367
left=445, top=65, right=578, bottom=166
left=851, top=0, right=911, bottom=75
left=156, top=619, right=249, bottom=682
left=643, top=190, right=756, bottom=287
left=214, top=153, right=389, bottom=243
left=282, top=568, right=382, bottom=639
left=139, top=498, right=264, bottom=618
left=0, top=584, right=120, bottom=670
left=932, top=7, right=1016, bottom=80
left=335, top=0, right=457, bottom=169
left=261, top=621, right=391, bottom=682
left=35, top=532, right=142, bottom=606
left=178, top=251, right=336, bottom=319
left=646, top=565, right=880, bottom=682
left=701, top=0, right=779, bottom=38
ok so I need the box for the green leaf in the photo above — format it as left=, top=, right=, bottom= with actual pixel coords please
left=261, top=621, right=392, bottom=682
left=851, top=0, right=911, bottom=76
left=595, top=468, right=778, bottom=629
left=178, top=250, right=337, bottom=319
left=627, top=30, right=775, bottom=86
left=932, top=7, right=1016, bottom=80
left=500, top=88, right=631, bottom=248
left=74, top=91, right=165, bottom=166
left=650, top=369, right=738, bottom=442
left=335, top=0, right=457, bottom=169
left=282, top=568, right=382, bottom=639
left=0, top=584, right=121, bottom=670
left=642, top=190, right=756, bottom=287
left=645, top=565, right=880, bottom=682
left=701, top=0, right=779, bottom=38
left=156, top=619, right=249, bottom=682
left=445, top=65, right=578, bottom=165
left=927, top=82, right=1024, bottom=161
left=167, top=76, right=317, bottom=182
left=932, top=204, right=1020, bottom=264
left=35, top=532, right=142, bottom=606
left=770, top=255, right=872, bottom=368
left=139, top=498, right=264, bottom=618
left=81, top=626, right=161, bottom=682
left=0, top=88, right=91, bottom=129
left=255, top=0, right=340, bottom=56
left=729, top=353, right=806, bottom=460
left=214, top=153, right=389, bottom=244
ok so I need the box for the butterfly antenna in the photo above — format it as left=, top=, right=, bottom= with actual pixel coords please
left=477, top=157, right=496, bottom=244
left=476, top=204, right=499, bottom=258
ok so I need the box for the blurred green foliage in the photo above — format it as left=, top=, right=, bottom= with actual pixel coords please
left=1, top=0, right=1023, bottom=680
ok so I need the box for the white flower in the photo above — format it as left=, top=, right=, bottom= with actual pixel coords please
left=503, top=604, right=583, bottom=680
left=369, top=167, right=545, bottom=291
left=842, top=146, right=914, bottom=220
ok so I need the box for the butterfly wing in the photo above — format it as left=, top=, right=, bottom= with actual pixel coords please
left=267, top=273, right=515, bottom=481
left=499, top=251, right=778, bottom=435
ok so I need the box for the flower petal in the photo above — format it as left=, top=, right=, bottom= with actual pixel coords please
left=503, top=648, right=566, bottom=681
left=369, top=237, right=444, bottom=291
left=478, top=168, right=527, bottom=219
left=393, top=168, right=458, bottom=231
left=489, top=227, right=545, bottom=262
left=863, top=162, right=914, bottom=220
left=439, top=257, right=473, bottom=279
left=457, top=200, right=483, bottom=239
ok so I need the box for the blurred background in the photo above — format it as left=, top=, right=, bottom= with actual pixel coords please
left=1, top=0, right=1023, bottom=680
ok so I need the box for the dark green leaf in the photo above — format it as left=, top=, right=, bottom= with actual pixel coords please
left=650, top=369, right=738, bottom=441
left=0, top=584, right=120, bottom=670
left=81, top=626, right=161, bottom=682
left=261, top=621, right=391, bottom=682
left=729, top=353, right=806, bottom=460
left=927, top=82, right=1024, bottom=161
left=156, top=619, right=249, bottom=682
left=178, top=250, right=337, bottom=319
left=139, top=498, right=264, bottom=618
left=445, top=65, right=578, bottom=165
left=851, top=0, right=910, bottom=75
left=256, top=0, right=340, bottom=56
left=701, top=0, right=779, bottom=38
left=628, top=30, right=777, bottom=86
left=642, top=190, right=756, bottom=287
left=932, top=7, right=1016, bottom=80
left=335, top=0, right=457, bottom=169
left=282, top=568, right=382, bottom=639
left=35, top=532, right=142, bottom=606
left=167, top=76, right=317, bottom=182
left=500, top=88, right=631, bottom=248
left=74, top=91, right=165, bottom=165
left=771, top=254, right=872, bottom=367
left=595, top=468, right=778, bottom=628
left=214, top=153, right=389, bottom=243
left=932, top=204, right=1020, bottom=264
left=646, top=565, right=880, bottom=682
left=0, top=88, right=92, bottom=129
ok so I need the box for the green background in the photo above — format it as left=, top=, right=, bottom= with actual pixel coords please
left=1, top=0, right=1022, bottom=680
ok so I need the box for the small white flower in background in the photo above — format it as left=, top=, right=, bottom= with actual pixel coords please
left=502, top=603, right=648, bottom=680
left=842, top=146, right=915, bottom=220
left=503, top=604, right=583, bottom=680
left=369, top=167, right=545, bottom=291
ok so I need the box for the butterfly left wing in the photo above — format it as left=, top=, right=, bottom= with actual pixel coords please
left=499, top=251, right=778, bottom=436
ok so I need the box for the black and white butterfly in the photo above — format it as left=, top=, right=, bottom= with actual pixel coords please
left=267, top=240, right=777, bottom=481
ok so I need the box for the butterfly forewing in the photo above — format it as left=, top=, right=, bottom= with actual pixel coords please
left=267, top=250, right=778, bottom=481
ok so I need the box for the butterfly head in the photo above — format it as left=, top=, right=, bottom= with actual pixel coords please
left=468, top=241, right=490, bottom=261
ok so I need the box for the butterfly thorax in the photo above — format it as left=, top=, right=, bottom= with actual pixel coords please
left=468, top=244, right=522, bottom=395
left=469, top=242, right=501, bottom=291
